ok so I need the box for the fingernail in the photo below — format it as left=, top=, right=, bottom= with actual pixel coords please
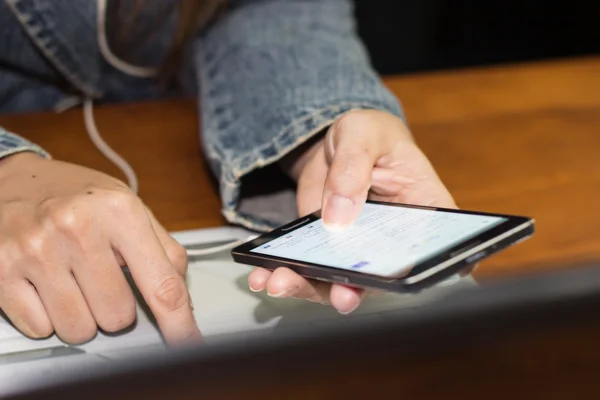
left=189, top=296, right=195, bottom=311
left=249, top=286, right=262, bottom=293
left=267, top=286, right=299, bottom=298
left=15, top=317, right=43, bottom=339
left=338, top=304, right=359, bottom=315
left=338, top=299, right=360, bottom=315
left=323, top=195, right=354, bottom=230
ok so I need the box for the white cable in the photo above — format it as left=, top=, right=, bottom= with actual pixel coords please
left=185, top=235, right=259, bottom=257
left=96, top=0, right=158, bottom=78
left=89, top=0, right=247, bottom=257
left=85, top=0, right=160, bottom=193
left=54, top=96, right=83, bottom=113
left=83, top=98, right=139, bottom=194
left=83, top=97, right=250, bottom=259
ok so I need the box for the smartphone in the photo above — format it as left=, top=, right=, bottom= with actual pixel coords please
left=231, top=201, right=535, bottom=293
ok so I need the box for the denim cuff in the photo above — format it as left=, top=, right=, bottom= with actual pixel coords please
left=0, top=127, right=51, bottom=160
left=217, top=101, right=403, bottom=232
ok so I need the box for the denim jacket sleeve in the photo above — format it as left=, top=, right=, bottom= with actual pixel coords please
left=195, top=0, right=404, bottom=231
left=0, top=126, right=50, bottom=160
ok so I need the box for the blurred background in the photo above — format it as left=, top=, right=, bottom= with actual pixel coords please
left=354, top=0, right=599, bottom=75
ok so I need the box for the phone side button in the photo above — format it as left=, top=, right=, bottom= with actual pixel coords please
left=465, top=251, right=487, bottom=264
left=331, top=275, right=350, bottom=284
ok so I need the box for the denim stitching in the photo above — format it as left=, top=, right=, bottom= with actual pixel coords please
left=216, top=101, right=404, bottom=231
left=230, top=101, right=403, bottom=180
left=5, top=0, right=101, bottom=98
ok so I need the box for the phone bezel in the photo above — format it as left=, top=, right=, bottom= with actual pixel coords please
left=232, top=201, right=534, bottom=288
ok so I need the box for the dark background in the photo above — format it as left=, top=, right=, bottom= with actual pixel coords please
left=354, top=0, right=600, bottom=75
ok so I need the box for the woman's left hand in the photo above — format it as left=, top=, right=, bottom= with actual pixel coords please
left=248, top=109, right=457, bottom=314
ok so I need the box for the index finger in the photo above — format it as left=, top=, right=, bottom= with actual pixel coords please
left=111, top=209, right=200, bottom=345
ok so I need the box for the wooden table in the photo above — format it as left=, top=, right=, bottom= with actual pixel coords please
left=2, top=56, right=600, bottom=398
left=2, top=56, right=599, bottom=280
left=390, top=55, right=600, bottom=279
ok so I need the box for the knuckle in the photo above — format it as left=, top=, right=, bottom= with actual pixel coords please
left=104, top=190, right=141, bottom=217
left=98, top=302, right=137, bottom=333
left=165, top=243, right=188, bottom=275
left=50, top=205, right=85, bottom=233
left=153, top=275, right=188, bottom=312
left=335, top=109, right=368, bottom=127
left=331, top=154, right=360, bottom=176
left=329, top=153, right=370, bottom=190
left=17, top=229, right=50, bottom=260
left=334, top=110, right=372, bottom=137
left=53, top=304, right=98, bottom=344
left=331, top=112, right=349, bottom=134
left=61, top=322, right=98, bottom=345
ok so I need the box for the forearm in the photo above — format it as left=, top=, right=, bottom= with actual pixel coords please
left=194, top=0, right=404, bottom=230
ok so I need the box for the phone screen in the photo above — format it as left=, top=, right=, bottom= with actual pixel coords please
left=250, top=203, right=508, bottom=278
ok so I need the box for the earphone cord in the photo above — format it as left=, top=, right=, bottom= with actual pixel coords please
left=52, top=0, right=255, bottom=256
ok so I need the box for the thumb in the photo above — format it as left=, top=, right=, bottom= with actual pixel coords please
left=321, top=115, right=386, bottom=230
left=321, top=152, right=372, bottom=230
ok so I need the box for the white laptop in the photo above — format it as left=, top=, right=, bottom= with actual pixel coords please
left=0, top=226, right=477, bottom=397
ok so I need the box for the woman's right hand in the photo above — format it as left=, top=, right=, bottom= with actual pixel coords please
left=0, top=152, right=199, bottom=344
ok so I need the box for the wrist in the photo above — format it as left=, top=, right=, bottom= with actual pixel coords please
left=1, top=151, right=44, bottom=163
left=278, top=126, right=329, bottom=182
left=0, top=151, right=45, bottom=174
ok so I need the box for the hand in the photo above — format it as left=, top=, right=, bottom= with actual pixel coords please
left=0, top=153, right=199, bottom=344
left=248, top=109, right=457, bottom=313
